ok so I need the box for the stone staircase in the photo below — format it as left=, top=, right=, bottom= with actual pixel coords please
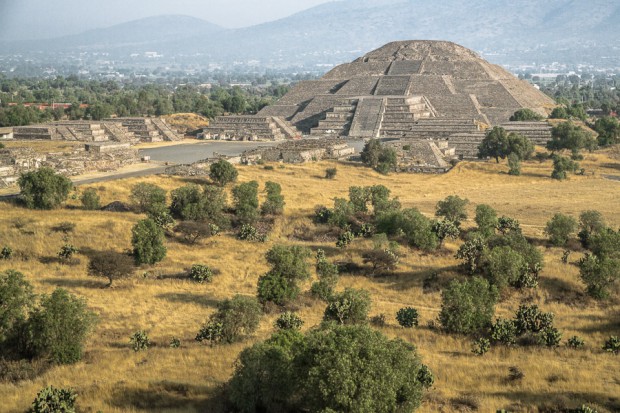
left=310, top=99, right=359, bottom=136
left=500, top=121, right=552, bottom=146
left=348, top=98, right=386, bottom=138
left=151, top=118, right=184, bottom=141
left=102, top=122, right=139, bottom=143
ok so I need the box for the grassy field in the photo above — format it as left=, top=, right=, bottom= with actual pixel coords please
left=0, top=151, right=619, bottom=412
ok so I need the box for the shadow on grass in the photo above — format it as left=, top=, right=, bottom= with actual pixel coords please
left=109, top=381, right=225, bottom=411
left=493, top=390, right=620, bottom=413
left=156, top=292, right=220, bottom=308
left=385, top=265, right=461, bottom=293
left=40, top=277, right=104, bottom=289
left=538, top=276, right=587, bottom=305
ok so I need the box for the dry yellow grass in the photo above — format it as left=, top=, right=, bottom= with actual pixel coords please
left=0, top=153, right=619, bottom=412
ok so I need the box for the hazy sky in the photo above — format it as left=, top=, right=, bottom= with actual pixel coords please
left=0, top=0, right=336, bottom=41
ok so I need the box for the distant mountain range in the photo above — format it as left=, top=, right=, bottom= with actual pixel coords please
left=1, top=0, right=619, bottom=68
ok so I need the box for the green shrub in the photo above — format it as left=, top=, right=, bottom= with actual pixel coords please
left=261, top=181, right=285, bottom=215
left=336, top=230, right=355, bottom=249
left=544, top=213, right=578, bottom=246
left=323, top=288, right=371, bottom=325
left=538, top=327, right=562, bottom=347
left=18, top=167, right=73, bottom=210
left=131, top=218, right=166, bottom=265
left=475, top=205, right=498, bottom=238
left=507, top=152, right=521, bottom=175
left=169, top=337, right=181, bottom=348
left=209, top=159, right=238, bottom=186
left=455, top=236, right=487, bottom=274
left=578, top=210, right=606, bottom=248
left=325, top=167, right=337, bottom=179
left=0, top=246, right=12, bottom=260
left=0, top=270, right=34, bottom=344
left=87, top=250, right=135, bottom=287
left=396, top=307, right=419, bottom=328
left=439, top=277, right=498, bottom=334
left=472, top=337, right=491, bottom=356
left=484, top=245, right=526, bottom=290
left=510, top=108, right=543, bottom=121
left=130, top=330, right=150, bottom=351
left=311, top=249, right=339, bottom=301
left=22, top=288, right=96, bottom=364
left=435, top=195, right=469, bottom=225
left=496, top=216, right=521, bottom=235
left=129, top=182, right=167, bottom=213
left=80, top=188, right=100, bottom=210
left=188, top=264, right=214, bottom=283
left=490, top=318, right=517, bottom=346
left=57, top=244, right=79, bottom=263
left=197, top=295, right=262, bottom=344
left=30, top=386, right=77, bottom=413
left=602, top=336, right=620, bottom=355
left=275, top=312, right=304, bottom=330
left=567, top=335, right=585, bottom=349
left=233, top=181, right=260, bottom=225
left=551, top=154, right=579, bottom=180
left=431, top=219, right=460, bottom=247
left=513, top=304, right=554, bottom=336
left=579, top=254, right=620, bottom=299
left=361, top=139, right=397, bottom=174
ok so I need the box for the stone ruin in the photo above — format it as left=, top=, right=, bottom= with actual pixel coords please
left=163, top=138, right=355, bottom=176
left=0, top=143, right=139, bottom=188
left=386, top=139, right=456, bottom=173
left=205, top=41, right=555, bottom=160
left=199, top=115, right=300, bottom=141
left=12, top=117, right=183, bottom=143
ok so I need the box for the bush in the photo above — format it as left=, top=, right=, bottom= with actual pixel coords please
left=579, top=254, right=620, bottom=299
left=323, top=288, right=371, bottom=325
left=130, top=330, right=150, bottom=351
left=170, top=184, right=228, bottom=225
left=131, top=218, right=166, bottom=265
left=325, top=167, right=337, bottom=179
left=258, top=245, right=311, bottom=305
left=311, top=249, right=339, bottom=301
left=507, top=152, right=521, bottom=175
left=455, top=235, right=487, bottom=274
left=233, top=181, right=260, bottom=225
left=30, top=386, right=77, bottom=413
left=602, top=336, right=620, bottom=355
left=396, top=307, right=419, bottom=328
left=261, top=181, right=285, bottom=215
left=360, top=139, right=397, bottom=174
left=538, top=327, right=562, bottom=347
left=87, top=250, right=135, bottom=287
left=496, top=216, right=521, bottom=235
left=22, top=288, right=96, bottom=364
left=0, top=270, right=34, bottom=344
left=196, top=295, right=262, bottom=344
left=336, top=230, right=355, bottom=249
left=485, top=245, right=527, bottom=290
left=169, top=337, right=181, bottom=348
left=578, top=210, right=606, bottom=248
left=0, top=246, right=12, bottom=260
left=513, top=304, right=554, bottom=336
left=435, top=195, right=469, bottom=225
left=129, top=182, right=167, bottom=213
left=472, top=337, right=491, bottom=356
left=510, top=108, right=543, bottom=122
left=432, top=219, right=460, bottom=247
left=209, top=159, right=238, bottom=186
left=439, top=277, right=498, bottom=334
left=237, top=224, right=266, bottom=242
left=475, top=204, right=498, bottom=238
left=508, top=366, right=524, bottom=382
left=375, top=208, right=438, bottom=251
left=146, top=202, right=175, bottom=229
left=80, top=188, right=100, bottom=210
left=544, top=213, right=578, bottom=246
left=551, top=154, right=579, bottom=180
left=490, top=318, right=517, bottom=346
left=57, top=244, right=79, bottom=263
left=18, top=167, right=73, bottom=210
left=228, top=324, right=429, bottom=413
left=188, top=264, right=213, bottom=283
left=174, top=221, right=217, bottom=244
left=567, top=335, right=585, bottom=349
left=275, top=312, right=304, bottom=330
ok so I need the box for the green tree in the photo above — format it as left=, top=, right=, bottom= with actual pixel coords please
left=131, top=218, right=166, bottom=265
left=196, top=295, right=262, bottom=344
left=376, top=208, right=438, bottom=251
left=484, top=246, right=527, bottom=290
left=130, top=182, right=166, bottom=213
left=544, top=213, right=578, bottom=246
left=396, top=307, right=419, bottom=328
left=593, top=116, right=620, bottom=146
left=294, top=325, right=428, bottom=413
left=257, top=245, right=311, bottom=305
left=311, top=249, right=339, bottom=301
left=23, top=289, right=96, bottom=364
left=507, top=133, right=535, bottom=161
left=431, top=219, right=460, bottom=247
left=578, top=210, right=606, bottom=248
left=436, top=195, right=469, bottom=226
left=475, top=204, right=498, bottom=238
left=18, top=167, right=73, bottom=210
left=323, top=288, right=371, bottom=325
left=551, top=155, right=579, bottom=180
left=261, top=181, right=285, bottom=215
left=209, top=159, right=238, bottom=186
left=170, top=184, right=228, bottom=226
left=360, top=139, right=397, bottom=174
left=233, top=181, right=260, bottom=225
left=439, top=277, right=498, bottom=334
left=547, top=122, right=597, bottom=155
left=579, top=254, right=620, bottom=299
left=87, top=250, right=135, bottom=287
left=80, top=188, right=100, bottom=210
left=588, top=227, right=620, bottom=259
left=0, top=270, right=34, bottom=344
left=507, top=152, right=521, bottom=175
left=478, top=126, right=509, bottom=163
left=510, top=108, right=543, bottom=121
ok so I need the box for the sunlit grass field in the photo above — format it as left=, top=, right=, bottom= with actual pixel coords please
left=0, top=151, right=619, bottom=412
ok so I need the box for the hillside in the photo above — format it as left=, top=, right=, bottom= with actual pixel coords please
left=0, top=151, right=619, bottom=411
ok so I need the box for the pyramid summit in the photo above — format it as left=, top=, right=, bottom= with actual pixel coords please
left=204, top=40, right=554, bottom=146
